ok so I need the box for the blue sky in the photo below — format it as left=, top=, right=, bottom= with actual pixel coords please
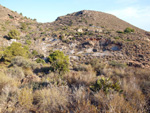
left=0, top=0, right=150, bottom=31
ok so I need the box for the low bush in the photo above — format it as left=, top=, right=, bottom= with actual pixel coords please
left=116, top=30, right=124, bottom=33
left=8, top=29, right=20, bottom=39
left=20, top=23, right=27, bottom=30
left=124, top=27, right=134, bottom=33
left=32, top=50, right=38, bottom=56
left=0, top=48, right=4, bottom=58
left=3, top=42, right=29, bottom=61
left=6, top=66, right=25, bottom=79
left=90, top=77, right=123, bottom=94
left=11, top=56, right=39, bottom=69
left=36, top=58, right=45, bottom=64
left=25, top=40, right=31, bottom=45
left=48, top=50, right=69, bottom=75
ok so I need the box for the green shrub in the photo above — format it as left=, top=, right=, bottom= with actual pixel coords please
left=9, top=15, right=14, bottom=19
left=114, top=37, right=120, bottom=39
left=36, top=58, right=45, bottom=64
left=3, top=42, right=29, bottom=61
left=32, top=50, right=38, bottom=56
left=89, top=24, right=93, bottom=26
left=8, top=29, right=20, bottom=39
left=20, top=23, right=27, bottom=30
left=0, top=48, right=4, bottom=58
left=25, top=40, right=32, bottom=45
left=116, top=31, right=124, bottom=33
left=48, top=50, right=69, bottom=74
left=124, top=27, right=134, bottom=33
left=90, top=77, right=123, bottom=94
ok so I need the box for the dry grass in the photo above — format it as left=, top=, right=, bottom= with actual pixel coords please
left=108, top=94, right=137, bottom=113
left=6, top=66, right=25, bottom=79
left=0, top=72, right=19, bottom=113
left=18, top=87, right=33, bottom=110
left=121, top=77, right=146, bottom=113
left=74, top=100, right=98, bottom=113
left=94, top=91, right=137, bottom=113
left=65, top=64, right=96, bottom=86
left=0, top=72, right=13, bottom=93
left=33, top=86, right=69, bottom=112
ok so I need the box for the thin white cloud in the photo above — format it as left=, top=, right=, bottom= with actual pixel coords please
left=109, top=7, right=139, bottom=18
left=116, top=0, right=138, bottom=4
left=107, top=7, right=150, bottom=31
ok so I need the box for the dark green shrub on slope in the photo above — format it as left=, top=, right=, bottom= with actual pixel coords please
left=48, top=50, right=69, bottom=74
left=8, top=29, right=20, bottom=39
left=3, top=42, right=29, bottom=61
left=124, top=27, right=134, bottom=33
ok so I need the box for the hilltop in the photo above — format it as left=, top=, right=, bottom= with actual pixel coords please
left=0, top=5, right=150, bottom=113
left=54, top=10, right=144, bottom=32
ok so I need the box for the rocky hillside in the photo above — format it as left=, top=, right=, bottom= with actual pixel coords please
left=0, top=6, right=150, bottom=67
left=44, top=10, right=150, bottom=67
left=0, top=5, right=150, bottom=113
left=54, top=10, right=144, bottom=32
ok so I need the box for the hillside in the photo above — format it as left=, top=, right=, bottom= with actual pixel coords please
left=0, top=5, right=150, bottom=113
left=54, top=10, right=144, bottom=32
left=46, top=10, right=150, bottom=67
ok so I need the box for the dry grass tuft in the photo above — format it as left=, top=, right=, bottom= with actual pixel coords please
left=65, top=64, right=96, bottom=86
left=33, top=86, right=69, bottom=112
left=18, top=87, right=33, bottom=110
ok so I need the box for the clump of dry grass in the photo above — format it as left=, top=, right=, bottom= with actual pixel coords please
left=11, top=56, right=39, bottom=70
left=18, top=87, right=33, bottom=110
left=70, top=86, right=98, bottom=113
left=0, top=72, right=19, bottom=113
left=93, top=91, right=137, bottom=113
left=121, top=77, right=146, bottom=113
left=0, top=72, right=13, bottom=93
left=65, top=64, right=96, bottom=86
left=33, top=86, right=69, bottom=112
left=74, top=100, right=98, bottom=113
left=6, top=66, right=25, bottom=79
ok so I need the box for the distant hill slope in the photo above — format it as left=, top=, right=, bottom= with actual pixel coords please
left=53, top=10, right=144, bottom=32
left=0, top=5, right=150, bottom=67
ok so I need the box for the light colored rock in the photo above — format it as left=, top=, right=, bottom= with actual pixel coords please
left=86, top=48, right=93, bottom=53
left=70, top=56, right=79, bottom=60
left=77, top=28, right=83, bottom=33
